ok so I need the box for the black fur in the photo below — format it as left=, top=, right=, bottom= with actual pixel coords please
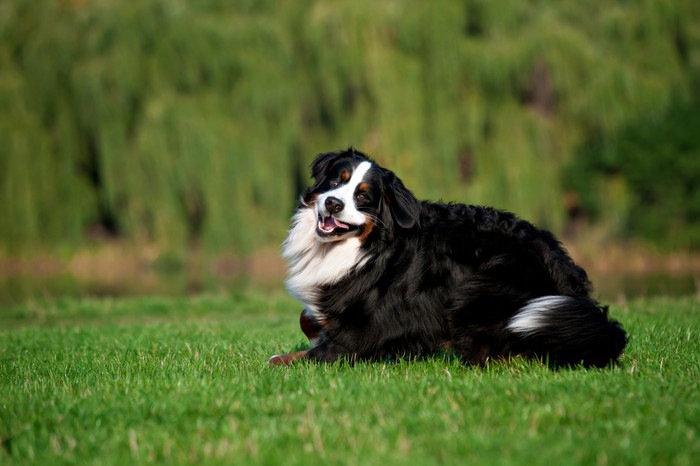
left=283, top=148, right=627, bottom=368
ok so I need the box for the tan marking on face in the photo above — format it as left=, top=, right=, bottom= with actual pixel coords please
left=340, top=170, right=350, bottom=182
left=358, top=214, right=375, bottom=242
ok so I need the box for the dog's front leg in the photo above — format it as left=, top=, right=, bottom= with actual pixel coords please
left=267, top=343, right=351, bottom=365
left=306, top=341, right=359, bottom=363
left=268, top=310, right=328, bottom=366
left=299, top=309, right=324, bottom=347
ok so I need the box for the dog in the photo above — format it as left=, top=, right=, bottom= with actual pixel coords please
left=269, top=148, right=627, bottom=367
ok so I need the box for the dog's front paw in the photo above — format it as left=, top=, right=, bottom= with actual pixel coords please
left=268, top=350, right=309, bottom=366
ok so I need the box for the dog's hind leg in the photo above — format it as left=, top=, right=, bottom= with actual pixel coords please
left=447, top=283, right=526, bottom=366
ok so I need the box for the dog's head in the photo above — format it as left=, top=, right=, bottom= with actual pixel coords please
left=302, top=148, right=421, bottom=243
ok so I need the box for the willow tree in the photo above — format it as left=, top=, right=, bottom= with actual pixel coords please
left=1, top=0, right=697, bottom=255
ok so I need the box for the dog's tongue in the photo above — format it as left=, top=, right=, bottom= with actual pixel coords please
left=323, top=216, right=336, bottom=230
left=323, top=216, right=349, bottom=231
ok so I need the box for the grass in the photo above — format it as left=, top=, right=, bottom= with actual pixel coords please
left=1, top=293, right=699, bottom=466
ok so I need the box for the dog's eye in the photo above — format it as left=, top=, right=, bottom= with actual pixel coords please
left=356, top=193, right=366, bottom=202
left=329, top=179, right=340, bottom=188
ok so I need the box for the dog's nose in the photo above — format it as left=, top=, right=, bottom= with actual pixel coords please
left=325, top=196, right=344, bottom=214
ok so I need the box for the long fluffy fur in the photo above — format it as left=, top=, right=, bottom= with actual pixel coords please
left=274, top=148, right=627, bottom=368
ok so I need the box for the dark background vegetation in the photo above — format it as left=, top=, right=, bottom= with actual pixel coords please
left=1, top=0, right=699, bottom=267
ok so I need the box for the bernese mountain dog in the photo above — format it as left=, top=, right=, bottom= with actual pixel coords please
left=269, top=148, right=627, bottom=368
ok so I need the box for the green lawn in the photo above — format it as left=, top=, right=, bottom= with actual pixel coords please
left=1, top=294, right=698, bottom=466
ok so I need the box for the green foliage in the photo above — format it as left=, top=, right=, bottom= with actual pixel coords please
left=1, top=294, right=699, bottom=465
left=1, top=0, right=698, bottom=254
left=567, top=94, right=700, bottom=249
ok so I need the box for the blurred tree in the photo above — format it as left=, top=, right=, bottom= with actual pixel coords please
left=567, top=94, right=700, bottom=249
left=0, top=0, right=698, bottom=256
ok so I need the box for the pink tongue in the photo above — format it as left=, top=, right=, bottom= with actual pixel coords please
left=323, top=216, right=349, bottom=231
left=324, top=217, right=337, bottom=230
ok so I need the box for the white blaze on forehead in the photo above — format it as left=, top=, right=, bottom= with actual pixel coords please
left=350, top=160, right=373, bottom=184
left=325, top=161, right=372, bottom=202
left=317, top=160, right=373, bottom=224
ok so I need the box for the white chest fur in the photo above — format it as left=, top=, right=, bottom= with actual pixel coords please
left=282, top=205, right=366, bottom=321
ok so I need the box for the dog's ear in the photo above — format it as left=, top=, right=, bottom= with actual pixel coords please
left=310, top=150, right=343, bottom=181
left=310, top=147, right=367, bottom=181
left=307, top=149, right=354, bottom=195
left=382, top=169, right=421, bottom=230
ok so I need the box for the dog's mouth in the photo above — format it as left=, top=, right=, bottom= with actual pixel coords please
left=316, top=215, right=359, bottom=237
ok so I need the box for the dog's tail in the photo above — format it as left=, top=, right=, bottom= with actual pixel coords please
left=506, top=296, right=628, bottom=368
